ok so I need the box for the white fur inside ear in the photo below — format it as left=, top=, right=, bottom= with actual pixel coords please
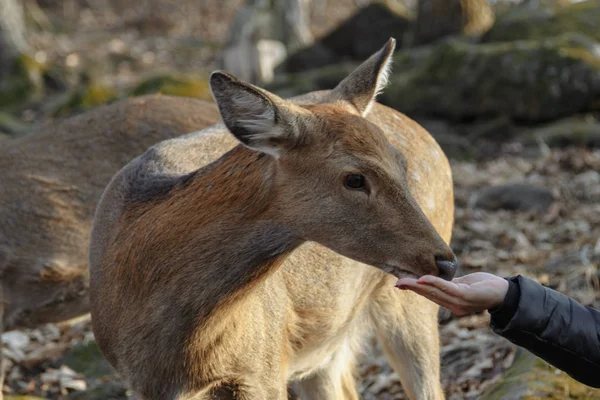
left=375, top=55, right=393, bottom=97
left=231, top=90, right=284, bottom=158
left=232, top=91, right=276, bottom=133
left=364, top=55, right=393, bottom=116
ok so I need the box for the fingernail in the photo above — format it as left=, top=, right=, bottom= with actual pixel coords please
left=396, top=284, right=408, bottom=290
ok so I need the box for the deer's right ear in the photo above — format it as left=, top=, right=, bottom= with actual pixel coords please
left=330, top=38, right=395, bottom=116
left=210, top=71, right=298, bottom=158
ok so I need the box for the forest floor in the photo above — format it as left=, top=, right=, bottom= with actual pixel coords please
left=2, top=1, right=600, bottom=399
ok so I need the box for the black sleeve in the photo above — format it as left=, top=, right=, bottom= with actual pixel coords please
left=489, top=275, right=600, bottom=388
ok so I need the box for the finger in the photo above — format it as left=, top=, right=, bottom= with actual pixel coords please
left=417, top=275, right=468, bottom=299
left=395, top=277, right=418, bottom=288
left=401, top=282, right=464, bottom=306
left=453, top=272, right=498, bottom=285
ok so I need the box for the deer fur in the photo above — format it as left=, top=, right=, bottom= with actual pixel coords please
left=89, top=38, right=456, bottom=400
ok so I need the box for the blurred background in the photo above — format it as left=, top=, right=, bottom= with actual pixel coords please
left=0, top=0, right=599, bottom=399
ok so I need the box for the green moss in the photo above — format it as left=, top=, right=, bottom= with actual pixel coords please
left=482, top=349, right=600, bottom=399
left=80, top=84, right=117, bottom=107
left=131, top=75, right=212, bottom=100
left=0, top=54, right=44, bottom=109
left=0, top=111, right=31, bottom=136
left=62, top=341, right=115, bottom=379
left=52, top=74, right=117, bottom=117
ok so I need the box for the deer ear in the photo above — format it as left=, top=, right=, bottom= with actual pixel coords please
left=330, top=38, right=395, bottom=116
left=210, top=71, right=296, bottom=158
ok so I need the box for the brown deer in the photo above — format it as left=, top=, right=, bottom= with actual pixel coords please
left=0, top=96, right=218, bottom=333
left=89, top=38, right=458, bottom=400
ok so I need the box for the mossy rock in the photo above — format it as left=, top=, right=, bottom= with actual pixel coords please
left=131, top=75, right=212, bottom=101
left=485, top=0, right=600, bottom=43
left=62, top=340, right=115, bottom=379
left=274, top=33, right=600, bottom=122
left=382, top=33, right=600, bottom=122
left=482, top=348, right=600, bottom=399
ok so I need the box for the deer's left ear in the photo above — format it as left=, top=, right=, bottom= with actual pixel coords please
left=330, top=38, right=395, bottom=116
left=210, top=71, right=304, bottom=158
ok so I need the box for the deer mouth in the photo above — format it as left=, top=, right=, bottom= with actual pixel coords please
left=380, top=263, right=420, bottom=280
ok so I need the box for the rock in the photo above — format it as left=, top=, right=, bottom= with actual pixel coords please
left=484, top=0, right=600, bottom=43
left=2, top=331, right=30, bottom=351
left=280, top=3, right=413, bottom=73
left=274, top=33, right=600, bottom=122
left=481, top=348, right=600, bottom=399
left=470, top=183, right=555, bottom=212
left=66, top=381, right=127, bottom=400
left=411, top=0, right=495, bottom=46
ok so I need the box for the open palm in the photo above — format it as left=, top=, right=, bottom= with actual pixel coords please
left=396, top=272, right=510, bottom=316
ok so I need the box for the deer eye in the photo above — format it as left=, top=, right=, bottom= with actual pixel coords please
left=344, top=174, right=366, bottom=190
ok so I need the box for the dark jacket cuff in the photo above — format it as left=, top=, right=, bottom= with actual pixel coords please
left=489, top=276, right=520, bottom=329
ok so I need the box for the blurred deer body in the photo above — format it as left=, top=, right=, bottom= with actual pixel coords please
left=90, top=39, right=456, bottom=400
left=0, top=96, right=219, bottom=332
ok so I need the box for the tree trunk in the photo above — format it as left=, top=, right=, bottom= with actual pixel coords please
left=0, top=0, right=29, bottom=78
left=221, top=0, right=312, bottom=84
left=412, top=0, right=494, bottom=46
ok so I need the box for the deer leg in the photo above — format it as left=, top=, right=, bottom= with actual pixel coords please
left=291, top=340, right=358, bottom=400
left=369, top=281, right=445, bottom=400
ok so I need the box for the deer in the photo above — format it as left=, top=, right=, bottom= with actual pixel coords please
left=89, top=38, right=458, bottom=400
left=0, top=95, right=219, bottom=390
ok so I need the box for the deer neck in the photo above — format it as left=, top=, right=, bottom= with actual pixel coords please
left=119, top=145, right=302, bottom=319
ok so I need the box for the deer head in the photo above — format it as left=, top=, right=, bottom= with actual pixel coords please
left=210, top=38, right=457, bottom=280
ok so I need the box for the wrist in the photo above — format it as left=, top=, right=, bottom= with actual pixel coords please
left=491, top=278, right=510, bottom=309
left=489, top=277, right=521, bottom=328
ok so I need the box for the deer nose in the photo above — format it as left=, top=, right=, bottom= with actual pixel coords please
left=435, top=255, right=459, bottom=281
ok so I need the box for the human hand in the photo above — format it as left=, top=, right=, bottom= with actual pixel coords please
left=396, top=272, right=509, bottom=316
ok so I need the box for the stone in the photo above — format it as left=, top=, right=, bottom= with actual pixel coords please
left=1, top=331, right=30, bottom=351
left=66, top=381, right=128, bottom=400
